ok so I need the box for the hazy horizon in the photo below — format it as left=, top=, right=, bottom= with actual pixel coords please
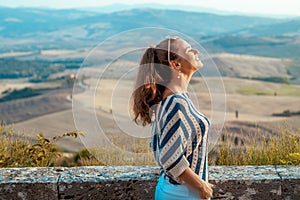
left=0, top=1, right=299, bottom=18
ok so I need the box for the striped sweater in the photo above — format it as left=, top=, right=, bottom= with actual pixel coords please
left=150, top=93, right=210, bottom=184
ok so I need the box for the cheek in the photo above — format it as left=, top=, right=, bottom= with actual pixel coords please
left=188, top=54, right=196, bottom=62
left=181, top=61, right=194, bottom=72
left=182, top=54, right=193, bottom=62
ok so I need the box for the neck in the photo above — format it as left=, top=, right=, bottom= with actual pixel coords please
left=163, top=72, right=192, bottom=97
left=182, top=73, right=193, bottom=85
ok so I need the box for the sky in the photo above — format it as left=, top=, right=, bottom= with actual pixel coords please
left=0, top=0, right=299, bottom=17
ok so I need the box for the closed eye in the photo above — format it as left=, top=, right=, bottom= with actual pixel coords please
left=186, top=47, right=192, bottom=53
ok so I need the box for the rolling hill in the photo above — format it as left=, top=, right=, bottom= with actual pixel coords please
left=0, top=7, right=295, bottom=51
left=0, top=6, right=299, bottom=81
left=0, top=6, right=299, bottom=152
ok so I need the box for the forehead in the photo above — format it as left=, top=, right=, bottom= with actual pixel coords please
left=173, top=38, right=191, bottom=51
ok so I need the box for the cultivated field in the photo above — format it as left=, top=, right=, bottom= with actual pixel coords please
left=1, top=50, right=299, bottom=152
left=211, top=53, right=290, bottom=77
left=2, top=75, right=298, bottom=152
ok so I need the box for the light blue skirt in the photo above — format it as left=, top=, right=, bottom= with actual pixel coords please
left=154, top=175, right=202, bottom=200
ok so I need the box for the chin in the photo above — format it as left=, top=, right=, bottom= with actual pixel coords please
left=191, top=61, right=203, bottom=71
left=196, top=63, right=203, bottom=69
left=196, top=60, right=203, bottom=68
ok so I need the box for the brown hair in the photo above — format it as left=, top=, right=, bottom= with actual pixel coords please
left=132, top=38, right=179, bottom=126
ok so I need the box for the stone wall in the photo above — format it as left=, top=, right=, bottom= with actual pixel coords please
left=0, top=165, right=299, bottom=199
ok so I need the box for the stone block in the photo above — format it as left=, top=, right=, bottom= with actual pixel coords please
left=276, top=165, right=300, bottom=200
left=58, top=166, right=159, bottom=200
left=0, top=167, right=62, bottom=200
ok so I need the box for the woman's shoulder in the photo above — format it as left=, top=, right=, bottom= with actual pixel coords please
left=160, top=93, right=189, bottom=111
left=171, top=93, right=190, bottom=106
left=162, top=92, right=188, bottom=103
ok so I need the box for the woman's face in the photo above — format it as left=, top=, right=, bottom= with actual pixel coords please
left=173, top=38, right=203, bottom=75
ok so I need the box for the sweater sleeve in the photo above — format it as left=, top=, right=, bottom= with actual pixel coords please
left=158, top=100, right=190, bottom=179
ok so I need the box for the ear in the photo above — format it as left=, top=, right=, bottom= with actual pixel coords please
left=169, top=61, right=181, bottom=70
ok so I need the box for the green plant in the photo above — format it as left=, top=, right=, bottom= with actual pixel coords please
left=280, top=153, right=300, bottom=165
left=213, top=124, right=300, bottom=166
left=73, top=145, right=156, bottom=166
left=0, top=124, right=83, bottom=167
left=1, top=121, right=299, bottom=167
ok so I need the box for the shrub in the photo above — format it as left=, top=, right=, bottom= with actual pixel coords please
left=0, top=123, right=83, bottom=167
left=213, top=124, right=300, bottom=166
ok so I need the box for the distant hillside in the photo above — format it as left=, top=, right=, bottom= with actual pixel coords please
left=208, top=35, right=300, bottom=59
left=236, top=19, right=300, bottom=36
left=211, top=53, right=289, bottom=77
left=0, top=7, right=282, bottom=38
left=0, top=7, right=288, bottom=51
left=0, top=7, right=300, bottom=82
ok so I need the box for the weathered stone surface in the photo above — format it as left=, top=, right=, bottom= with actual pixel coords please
left=0, top=166, right=299, bottom=200
left=58, top=166, right=159, bottom=183
left=0, top=183, right=57, bottom=200
left=210, top=165, right=282, bottom=200
left=58, top=166, right=159, bottom=200
left=58, top=180, right=156, bottom=200
left=0, top=167, right=61, bottom=200
left=276, top=165, right=300, bottom=200
left=209, top=165, right=279, bottom=180
left=211, top=179, right=282, bottom=200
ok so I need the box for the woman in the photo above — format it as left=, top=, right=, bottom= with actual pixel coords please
left=132, top=37, right=213, bottom=199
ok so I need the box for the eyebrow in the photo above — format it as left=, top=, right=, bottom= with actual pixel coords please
left=185, top=46, right=192, bottom=51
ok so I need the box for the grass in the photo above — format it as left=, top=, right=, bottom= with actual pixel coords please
left=236, top=82, right=300, bottom=96
left=212, top=123, right=300, bottom=165
left=0, top=123, right=83, bottom=167
left=279, top=84, right=300, bottom=96
left=237, top=85, right=274, bottom=96
left=0, top=122, right=299, bottom=167
left=286, top=59, right=300, bottom=84
left=75, top=147, right=156, bottom=166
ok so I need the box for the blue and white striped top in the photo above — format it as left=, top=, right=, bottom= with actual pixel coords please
left=151, top=93, right=210, bottom=184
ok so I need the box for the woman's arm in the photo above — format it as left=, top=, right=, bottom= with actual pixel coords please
left=179, top=167, right=213, bottom=199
